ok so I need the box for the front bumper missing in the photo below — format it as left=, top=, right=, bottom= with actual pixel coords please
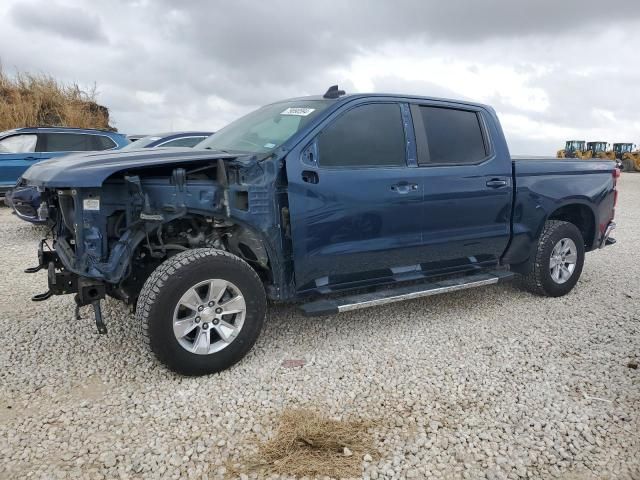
left=599, top=222, right=616, bottom=249
left=25, top=240, right=108, bottom=333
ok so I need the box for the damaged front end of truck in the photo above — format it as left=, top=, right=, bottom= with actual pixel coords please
left=23, top=149, right=292, bottom=334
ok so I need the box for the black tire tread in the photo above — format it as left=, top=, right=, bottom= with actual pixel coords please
left=136, top=248, right=265, bottom=373
left=518, top=219, right=587, bottom=297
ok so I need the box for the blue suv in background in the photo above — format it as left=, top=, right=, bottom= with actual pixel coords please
left=0, top=127, right=128, bottom=195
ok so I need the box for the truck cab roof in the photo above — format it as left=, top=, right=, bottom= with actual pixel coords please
left=271, top=92, right=494, bottom=112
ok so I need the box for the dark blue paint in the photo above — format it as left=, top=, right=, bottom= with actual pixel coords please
left=21, top=93, right=617, bottom=302
left=502, top=159, right=616, bottom=265
left=285, top=96, right=515, bottom=292
left=23, top=148, right=235, bottom=188
left=288, top=164, right=425, bottom=290
left=3, top=184, right=43, bottom=221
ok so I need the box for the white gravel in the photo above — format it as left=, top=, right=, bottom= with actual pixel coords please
left=1, top=174, right=639, bottom=480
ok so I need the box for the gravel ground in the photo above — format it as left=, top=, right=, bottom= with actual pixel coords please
left=1, top=175, right=639, bottom=480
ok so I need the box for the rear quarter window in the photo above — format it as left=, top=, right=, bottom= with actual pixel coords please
left=92, top=135, right=117, bottom=150
left=412, top=105, right=487, bottom=165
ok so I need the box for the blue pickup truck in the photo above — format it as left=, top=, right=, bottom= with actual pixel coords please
left=22, top=86, right=618, bottom=375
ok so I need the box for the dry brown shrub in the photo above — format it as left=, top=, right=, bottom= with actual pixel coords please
left=0, top=66, right=114, bottom=131
left=233, top=408, right=378, bottom=479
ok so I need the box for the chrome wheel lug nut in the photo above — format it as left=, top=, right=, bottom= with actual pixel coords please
left=215, top=307, right=223, bottom=314
left=195, top=317, right=200, bottom=323
left=202, top=323, right=209, bottom=330
left=208, top=301, right=215, bottom=307
left=197, top=305, right=204, bottom=312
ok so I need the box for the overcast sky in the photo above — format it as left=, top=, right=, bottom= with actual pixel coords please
left=1, top=0, right=639, bottom=154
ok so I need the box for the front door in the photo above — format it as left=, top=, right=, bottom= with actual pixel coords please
left=286, top=102, right=424, bottom=292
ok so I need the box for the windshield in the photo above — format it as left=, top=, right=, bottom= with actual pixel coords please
left=196, top=99, right=333, bottom=154
left=120, top=135, right=162, bottom=150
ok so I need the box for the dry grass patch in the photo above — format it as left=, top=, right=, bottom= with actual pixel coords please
left=0, top=66, right=113, bottom=131
left=239, top=408, right=378, bottom=478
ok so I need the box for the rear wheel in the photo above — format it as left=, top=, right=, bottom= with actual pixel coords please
left=519, top=220, right=585, bottom=297
left=137, top=248, right=266, bottom=375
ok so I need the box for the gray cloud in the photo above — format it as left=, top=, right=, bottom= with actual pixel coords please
left=1, top=0, right=639, bottom=153
left=164, top=0, right=640, bottom=76
left=369, top=76, right=467, bottom=102
left=10, top=1, right=107, bottom=43
left=527, top=70, right=640, bottom=128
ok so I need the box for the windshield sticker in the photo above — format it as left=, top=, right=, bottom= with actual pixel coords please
left=280, top=107, right=315, bottom=116
left=264, top=142, right=276, bottom=148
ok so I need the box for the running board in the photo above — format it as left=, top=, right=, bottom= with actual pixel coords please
left=300, top=270, right=514, bottom=316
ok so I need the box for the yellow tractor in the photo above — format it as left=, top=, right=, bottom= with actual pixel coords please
left=613, top=143, right=640, bottom=172
left=585, top=141, right=610, bottom=160
left=586, top=141, right=625, bottom=168
left=557, top=140, right=589, bottom=159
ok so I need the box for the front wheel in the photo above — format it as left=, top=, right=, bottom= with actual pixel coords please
left=519, top=220, right=585, bottom=297
left=136, top=248, right=266, bottom=375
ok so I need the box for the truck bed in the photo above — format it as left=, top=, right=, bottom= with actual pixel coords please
left=500, top=155, right=617, bottom=267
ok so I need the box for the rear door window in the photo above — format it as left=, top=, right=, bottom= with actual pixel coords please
left=412, top=105, right=487, bottom=165
left=318, top=103, right=406, bottom=168
left=38, top=133, right=95, bottom=152
left=0, top=134, right=37, bottom=153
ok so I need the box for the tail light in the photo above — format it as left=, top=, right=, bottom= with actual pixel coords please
left=613, top=167, right=621, bottom=181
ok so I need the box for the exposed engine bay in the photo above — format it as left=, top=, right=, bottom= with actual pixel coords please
left=26, top=155, right=289, bottom=333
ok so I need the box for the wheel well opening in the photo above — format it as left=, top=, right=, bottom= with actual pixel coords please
left=548, top=204, right=595, bottom=250
left=237, top=242, right=258, bottom=262
left=110, top=214, right=274, bottom=304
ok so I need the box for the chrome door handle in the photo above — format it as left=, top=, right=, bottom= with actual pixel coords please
left=486, top=179, right=508, bottom=188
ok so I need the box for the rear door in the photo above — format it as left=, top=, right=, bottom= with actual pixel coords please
left=286, top=101, right=424, bottom=291
left=0, top=134, right=41, bottom=189
left=410, top=103, right=512, bottom=271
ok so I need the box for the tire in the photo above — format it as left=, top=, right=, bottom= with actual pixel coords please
left=519, top=220, right=585, bottom=297
left=136, top=248, right=266, bottom=375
